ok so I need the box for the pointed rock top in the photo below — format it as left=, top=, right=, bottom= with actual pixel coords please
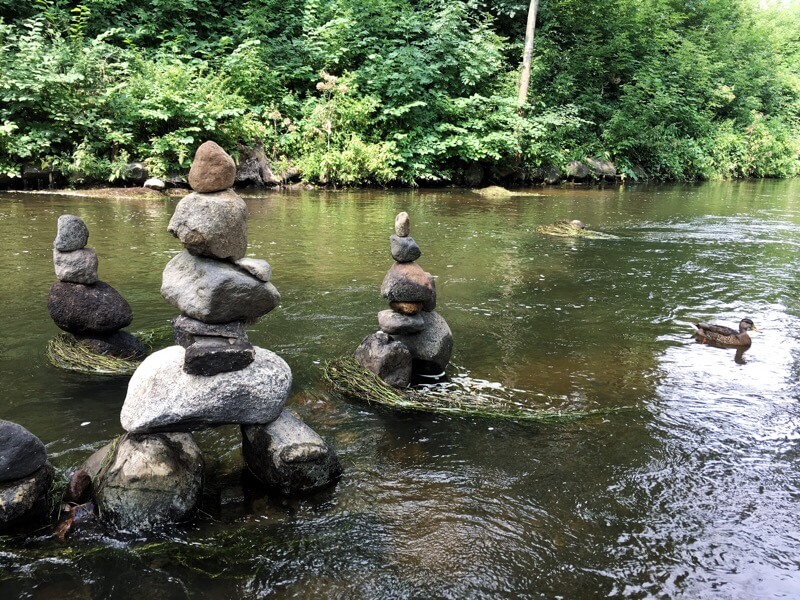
left=395, top=212, right=410, bottom=237
left=188, top=141, right=236, bottom=193
left=54, top=214, right=89, bottom=251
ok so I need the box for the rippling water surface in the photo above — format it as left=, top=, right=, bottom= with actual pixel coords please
left=1, top=180, right=800, bottom=598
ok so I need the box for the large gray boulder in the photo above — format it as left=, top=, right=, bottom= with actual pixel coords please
left=584, top=157, right=617, bottom=181
left=54, top=214, right=89, bottom=252
left=0, top=420, right=47, bottom=482
left=167, top=190, right=248, bottom=261
left=91, top=433, right=203, bottom=531
left=53, top=248, right=98, bottom=284
left=120, top=345, right=291, bottom=432
left=188, top=141, right=236, bottom=193
left=0, top=463, right=54, bottom=530
left=47, top=281, right=133, bottom=335
left=377, top=309, right=425, bottom=335
left=566, top=160, right=590, bottom=182
left=235, top=143, right=281, bottom=187
left=393, top=311, right=453, bottom=375
left=380, top=262, right=436, bottom=308
left=242, top=409, right=342, bottom=495
left=355, top=331, right=412, bottom=388
left=161, top=251, right=280, bottom=323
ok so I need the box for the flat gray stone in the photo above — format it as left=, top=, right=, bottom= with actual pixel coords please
left=53, top=248, right=98, bottom=284
left=120, top=345, right=291, bottom=432
left=378, top=309, right=425, bottom=334
left=92, top=433, right=203, bottom=532
left=54, top=214, right=89, bottom=251
left=395, top=212, right=410, bottom=237
left=242, top=409, right=342, bottom=495
left=0, top=420, right=47, bottom=482
left=183, top=336, right=255, bottom=376
left=48, top=281, right=133, bottom=335
left=0, top=463, right=54, bottom=530
left=235, top=257, right=272, bottom=282
left=161, top=251, right=280, bottom=324
left=355, top=331, right=411, bottom=388
left=168, top=190, right=248, bottom=261
left=390, top=235, right=421, bottom=263
left=394, top=311, right=453, bottom=374
left=172, top=315, right=247, bottom=348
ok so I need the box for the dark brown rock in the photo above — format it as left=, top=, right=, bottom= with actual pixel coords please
left=380, top=262, right=436, bottom=306
left=65, top=469, right=92, bottom=505
left=188, top=141, right=236, bottom=193
left=172, top=315, right=247, bottom=348
left=48, top=281, right=133, bottom=335
left=390, top=301, right=424, bottom=315
left=355, top=331, right=412, bottom=388
left=393, top=311, right=453, bottom=375
left=75, top=331, right=147, bottom=360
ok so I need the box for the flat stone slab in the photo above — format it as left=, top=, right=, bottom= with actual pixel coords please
left=121, top=345, right=291, bottom=433
left=53, top=248, right=99, bottom=284
left=0, top=420, right=47, bottom=482
left=167, top=190, right=248, bottom=261
left=172, top=315, right=247, bottom=347
left=48, top=280, right=133, bottom=335
left=54, top=214, right=89, bottom=251
left=378, top=309, right=425, bottom=334
left=161, top=251, right=280, bottom=323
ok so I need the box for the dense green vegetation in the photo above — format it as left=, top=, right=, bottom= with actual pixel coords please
left=1, top=0, right=798, bottom=185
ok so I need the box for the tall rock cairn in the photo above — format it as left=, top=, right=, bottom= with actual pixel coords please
left=356, top=211, right=453, bottom=388
left=93, top=142, right=340, bottom=531
left=47, top=215, right=147, bottom=359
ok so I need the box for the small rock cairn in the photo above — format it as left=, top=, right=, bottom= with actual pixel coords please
left=47, top=215, right=146, bottom=359
left=355, top=212, right=453, bottom=387
left=0, top=420, right=53, bottom=531
left=85, top=142, right=340, bottom=531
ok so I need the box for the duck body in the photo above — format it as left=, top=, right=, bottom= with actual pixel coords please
left=693, top=318, right=757, bottom=347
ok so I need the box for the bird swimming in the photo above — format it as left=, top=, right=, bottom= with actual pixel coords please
left=693, top=318, right=758, bottom=347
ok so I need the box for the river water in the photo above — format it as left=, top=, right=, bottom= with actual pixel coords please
left=1, top=181, right=799, bottom=598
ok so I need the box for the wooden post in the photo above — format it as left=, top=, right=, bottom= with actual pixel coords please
left=517, top=0, right=538, bottom=106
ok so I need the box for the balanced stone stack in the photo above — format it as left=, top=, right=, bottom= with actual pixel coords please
left=0, top=420, right=54, bottom=530
left=88, top=142, right=340, bottom=530
left=356, top=212, right=453, bottom=387
left=47, top=215, right=146, bottom=359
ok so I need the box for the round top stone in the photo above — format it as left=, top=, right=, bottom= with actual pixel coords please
left=188, top=141, right=236, bottom=193
left=54, top=214, right=89, bottom=251
left=0, top=420, right=47, bottom=482
left=395, top=212, right=410, bottom=237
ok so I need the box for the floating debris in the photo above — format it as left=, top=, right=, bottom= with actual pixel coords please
left=536, top=220, right=619, bottom=239
left=323, top=356, right=631, bottom=423
left=472, top=186, right=544, bottom=198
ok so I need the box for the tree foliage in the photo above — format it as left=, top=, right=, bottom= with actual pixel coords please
left=0, top=0, right=798, bottom=184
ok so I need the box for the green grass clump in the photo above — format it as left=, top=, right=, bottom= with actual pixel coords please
left=323, top=357, right=631, bottom=423
left=536, top=221, right=619, bottom=239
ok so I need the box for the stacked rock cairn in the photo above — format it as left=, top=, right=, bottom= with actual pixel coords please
left=47, top=215, right=146, bottom=359
left=83, top=142, right=341, bottom=531
left=0, top=420, right=53, bottom=531
left=355, top=211, right=453, bottom=387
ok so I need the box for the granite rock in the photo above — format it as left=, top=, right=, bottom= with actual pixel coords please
left=120, top=345, right=291, bottom=432
left=242, top=409, right=342, bottom=495
left=161, top=251, right=280, bottom=324
left=54, top=215, right=89, bottom=252
left=355, top=331, right=412, bottom=388
left=53, top=248, right=99, bottom=284
left=188, top=141, right=236, bottom=193
left=167, top=190, right=248, bottom=261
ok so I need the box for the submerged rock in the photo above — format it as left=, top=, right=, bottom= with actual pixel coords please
left=0, top=420, right=47, bottom=482
left=0, top=463, right=54, bottom=530
left=242, top=409, right=342, bottom=495
left=188, top=141, right=236, bottom=193
left=48, top=281, right=133, bottom=335
left=92, top=433, right=204, bottom=531
left=75, top=330, right=148, bottom=360
left=393, top=310, right=453, bottom=375
left=355, top=331, right=412, bottom=388
left=120, top=345, right=291, bottom=432
left=167, top=190, right=248, bottom=261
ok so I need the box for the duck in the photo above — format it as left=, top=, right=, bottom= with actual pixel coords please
left=693, top=318, right=758, bottom=347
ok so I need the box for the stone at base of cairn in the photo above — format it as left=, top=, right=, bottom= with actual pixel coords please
left=75, top=330, right=148, bottom=360
left=0, top=463, right=54, bottom=531
left=355, top=331, right=412, bottom=388
left=84, top=432, right=203, bottom=532
left=241, top=409, right=342, bottom=495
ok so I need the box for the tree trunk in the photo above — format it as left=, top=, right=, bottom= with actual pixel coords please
left=517, top=0, right=538, bottom=106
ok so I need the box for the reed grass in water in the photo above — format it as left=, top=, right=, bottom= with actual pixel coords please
left=46, top=325, right=173, bottom=376
left=323, top=357, right=631, bottom=423
left=536, top=221, right=619, bottom=239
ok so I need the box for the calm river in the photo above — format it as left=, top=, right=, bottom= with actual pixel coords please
left=1, top=181, right=800, bottom=598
